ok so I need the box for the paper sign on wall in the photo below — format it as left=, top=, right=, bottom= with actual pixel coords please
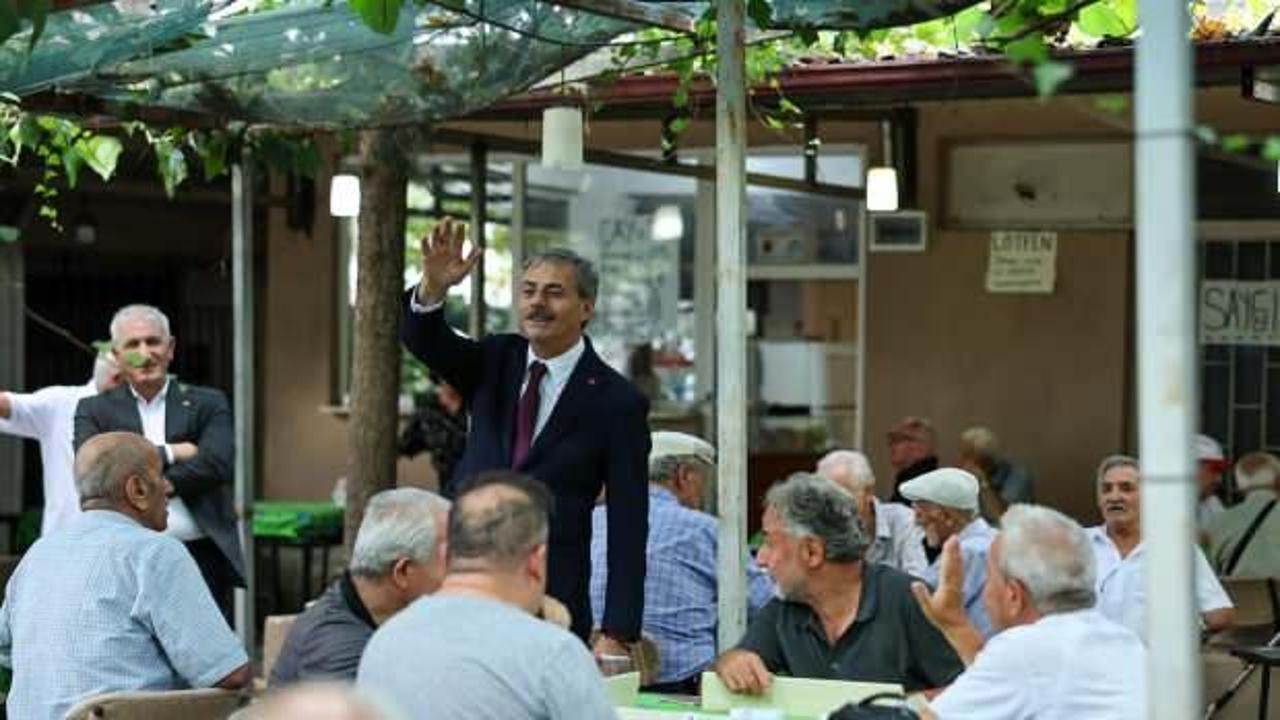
left=986, top=231, right=1057, bottom=293
left=1201, top=280, right=1280, bottom=346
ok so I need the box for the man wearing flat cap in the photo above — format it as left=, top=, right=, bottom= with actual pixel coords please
left=590, top=431, right=775, bottom=694
left=900, top=468, right=996, bottom=637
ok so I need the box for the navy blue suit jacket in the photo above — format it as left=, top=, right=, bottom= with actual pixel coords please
left=401, top=291, right=649, bottom=641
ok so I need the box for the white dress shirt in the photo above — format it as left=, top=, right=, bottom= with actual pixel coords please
left=520, top=340, right=585, bottom=441
left=0, top=383, right=96, bottom=536
left=865, top=499, right=928, bottom=577
left=930, top=608, right=1147, bottom=719
left=129, top=380, right=204, bottom=541
left=1086, top=526, right=1232, bottom=642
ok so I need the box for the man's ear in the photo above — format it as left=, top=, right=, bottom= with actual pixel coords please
left=801, top=537, right=826, bottom=568
left=124, top=473, right=149, bottom=509
left=390, top=557, right=413, bottom=589
left=528, top=543, right=548, bottom=584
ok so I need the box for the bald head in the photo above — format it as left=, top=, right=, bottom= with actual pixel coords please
left=448, top=472, right=551, bottom=571
left=74, top=432, right=159, bottom=504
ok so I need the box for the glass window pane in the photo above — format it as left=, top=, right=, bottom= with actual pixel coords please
left=1203, top=364, right=1229, bottom=442
left=1204, top=241, right=1233, bottom=280
left=1235, top=407, right=1262, bottom=455
left=1235, top=346, right=1264, bottom=404
left=748, top=186, right=861, bottom=264
left=1239, top=242, right=1267, bottom=280
left=1204, top=344, right=1229, bottom=363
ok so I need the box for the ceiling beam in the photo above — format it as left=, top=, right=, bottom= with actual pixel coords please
left=540, top=0, right=695, bottom=34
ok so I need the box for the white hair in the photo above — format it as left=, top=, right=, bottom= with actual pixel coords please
left=1096, top=454, right=1139, bottom=484
left=109, top=304, right=171, bottom=347
left=997, top=504, right=1096, bottom=614
left=1235, top=451, right=1280, bottom=492
left=350, top=488, right=451, bottom=579
left=816, top=449, right=875, bottom=493
left=960, top=426, right=1001, bottom=463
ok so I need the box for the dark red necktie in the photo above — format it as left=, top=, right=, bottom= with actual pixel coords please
left=511, top=361, right=547, bottom=468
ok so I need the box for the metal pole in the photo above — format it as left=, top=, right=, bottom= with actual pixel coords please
left=715, top=0, right=748, bottom=651
left=1136, top=3, right=1197, bottom=719
left=231, top=157, right=256, bottom=651
left=469, top=140, right=488, bottom=338
left=510, top=160, right=527, bottom=332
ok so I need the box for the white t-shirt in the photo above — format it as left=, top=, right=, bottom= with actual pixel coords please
left=1087, top=526, right=1232, bottom=642
left=0, top=383, right=95, bottom=536
left=930, top=608, right=1146, bottom=719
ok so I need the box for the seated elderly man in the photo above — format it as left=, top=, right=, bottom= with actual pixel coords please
left=714, top=473, right=963, bottom=694
left=914, top=504, right=1146, bottom=719
left=956, top=426, right=1035, bottom=524
left=1088, top=454, right=1234, bottom=642
left=271, top=487, right=450, bottom=686
left=358, top=471, right=617, bottom=719
left=0, top=432, right=249, bottom=720
left=591, top=431, right=774, bottom=694
left=1207, top=450, right=1280, bottom=577
left=899, top=468, right=996, bottom=637
left=817, top=449, right=927, bottom=576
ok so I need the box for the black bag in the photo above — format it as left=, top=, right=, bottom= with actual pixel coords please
left=828, top=692, right=920, bottom=720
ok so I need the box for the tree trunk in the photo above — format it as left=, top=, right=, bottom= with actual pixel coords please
left=346, top=128, right=410, bottom=554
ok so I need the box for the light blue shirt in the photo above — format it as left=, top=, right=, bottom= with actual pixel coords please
left=0, top=510, right=247, bottom=720
left=922, top=517, right=996, bottom=639
left=590, top=485, right=776, bottom=683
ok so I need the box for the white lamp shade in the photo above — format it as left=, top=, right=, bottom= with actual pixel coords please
left=866, top=166, right=899, bottom=212
left=330, top=174, right=361, bottom=217
left=542, top=106, right=584, bottom=170
left=651, top=204, right=684, bottom=241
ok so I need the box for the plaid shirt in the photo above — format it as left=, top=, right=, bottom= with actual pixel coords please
left=0, top=511, right=247, bottom=720
left=590, top=486, right=775, bottom=683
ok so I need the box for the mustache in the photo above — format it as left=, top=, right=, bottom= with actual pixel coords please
left=525, top=309, right=555, bottom=321
left=1104, top=502, right=1129, bottom=512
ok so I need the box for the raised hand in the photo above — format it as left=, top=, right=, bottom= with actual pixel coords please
left=416, top=217, right=481, bottom=305
left=911, top=536, right=968, bottom=632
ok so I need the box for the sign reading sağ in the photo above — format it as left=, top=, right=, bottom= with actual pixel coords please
left=1200, top=280, right=1280, bottom=346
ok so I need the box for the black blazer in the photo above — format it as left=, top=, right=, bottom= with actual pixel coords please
left=402, top=291, right=649, bottom=641
left=73, top=380, right=244, bottom=583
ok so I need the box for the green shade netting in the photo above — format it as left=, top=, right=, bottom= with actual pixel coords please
left=1, top=1, right=983, bottom=128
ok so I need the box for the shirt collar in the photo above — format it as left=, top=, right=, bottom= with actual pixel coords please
left=1087, top=524, right=1144, bottom=559
left=339, top=571, right=378, bottom=629
left=128, top=377, right=170, bottom=407
left=649, top=484, right=680, bottom=506
left=957, top=516, right=993, bottom=542
left=526, top=337, right=585, bottom=383
left=872, top=498, right=892, bottom=541
left=800, top=562, right=880, bottom=640
left=79, top=508, right=144, bottom=529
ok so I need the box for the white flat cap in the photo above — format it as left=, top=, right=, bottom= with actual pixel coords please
left=650, top=431, right=716, bottom=465
left=899, top=468, right=979, bottom=512
left=1195, top=433, right=1225, bottom=463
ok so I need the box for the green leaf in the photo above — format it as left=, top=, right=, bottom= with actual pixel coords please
left=1261, top=137, right=1280, bottom=162
left=1005, top=35, right=1048, bottom=65
left=1078, top=4, right=1132, bottom=38
left=1032, top=60, right=1074, bottom=97
left=952, top=7, right=990, bottom=43
left=1221, top=133, right=1252, bottom=153
left=190, top=131, right=229, bottom=180
left=61, top=147, right=81, bottom=188
left=155, top=142, right=188, bottom=198
left=76, top=135, right=122, bottom=181
left=25, top=0, right=50, bottom=52
left=349, top=0, right=402, bottom=34
left=0, top=226, right=18, bottom=244
left=1195, top=125, right=1219, bottom=146
left=1111, top=0, right=1138, bottom=31
left=1094, top=94, right=1129, bottom=114
left=0, top=2, right=18, bottom=45
left=122, top=350, right=147, bottom=369
left=746, top=0, right=772, bottom=30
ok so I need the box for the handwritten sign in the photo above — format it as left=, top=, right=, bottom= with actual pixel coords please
left=1201, top=280, right=1280, bottom=346
left=986, top=231, right=1057, bottom=294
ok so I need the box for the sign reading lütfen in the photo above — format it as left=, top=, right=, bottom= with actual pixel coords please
left=1201, top=280, right=1280, bottom=346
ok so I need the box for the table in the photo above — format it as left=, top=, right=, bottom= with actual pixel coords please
left=617, top=694, right=811, bottom=720
left=253, top=501, right=344, bottom=613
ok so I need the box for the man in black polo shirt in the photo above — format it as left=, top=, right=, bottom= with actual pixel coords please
left=715, top=473, right=963, bottom=694
left=271, top=488, right=450, bottom=686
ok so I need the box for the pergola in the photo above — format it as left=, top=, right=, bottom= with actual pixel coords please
left=2, top=2, right=1199, bottom=716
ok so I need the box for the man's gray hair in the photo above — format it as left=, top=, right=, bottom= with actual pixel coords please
left=765, top=472, right=867, bottom=563
left=996, top=504, right=1096, bottom=614
left=349, top=488, right=451, bottom=578
left=1235, top=451, right=1280, bottom=492
left=449, top=471, right=552, bottom=569
left=524, top=248, right=599, bottom=302
left=960, top=426, right=1001, bottom=464
left=109, top=304, right=171, bottom=346
left=1096, top=454, right=1140, bottom=483
left=816, top=450, right=875, bottom=493
left=650, top=454, right=712, bottom=485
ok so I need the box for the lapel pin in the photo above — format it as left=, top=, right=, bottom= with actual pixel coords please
left=182, top=400, right=191, bottom=407
left=587, top=377, right=598, bottom=386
